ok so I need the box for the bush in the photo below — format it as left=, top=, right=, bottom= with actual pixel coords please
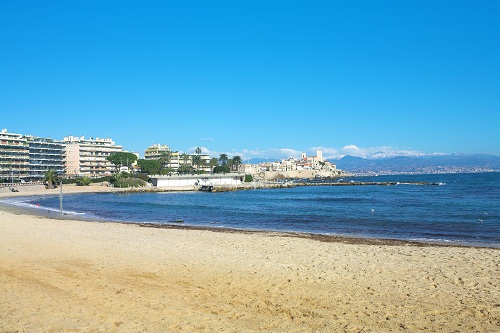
left=244, top=174, right=253, bottom=182
left=136, top=173, right=150, bottom=182
left=213, top=165, right=230, bottom=174
left=77, top=176, right=92, bottom=186
left=113, top=177, right=147, bottom=188
left=91, top=176, right=112, bottom=183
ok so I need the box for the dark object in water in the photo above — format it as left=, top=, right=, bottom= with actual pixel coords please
left=171, top=219, right=184, bottom=223
left=200, top=185, right=213, bottom=192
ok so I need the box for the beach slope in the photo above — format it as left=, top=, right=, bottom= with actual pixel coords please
left=0, top=206, right=498, bottom=332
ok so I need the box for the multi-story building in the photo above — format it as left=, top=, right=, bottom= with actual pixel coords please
left=144, top=143, right=171, bottom=160
left=0, top=129, right=29, bottom=182
left=144, top=143, right=212, bottom=172
left=26, top=135, right=65, bottom=180
left=64, top=135, right=123, bottom=177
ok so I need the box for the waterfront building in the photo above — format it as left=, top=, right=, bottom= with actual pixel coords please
left=26, top=135, right=65, bottom=181
left=0, top=129, right=29, bottom=182
left=64, top=135, right=123, bottom=177
left=144, top=143, right=171, bottom=160
left=144, top=144, right=178, bottom=169
left=149, top=173, right=245, bottom=189
left=144, top=143, right=211, bottom=172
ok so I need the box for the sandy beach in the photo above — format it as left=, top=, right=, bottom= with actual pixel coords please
left=0, top=186, right=499, bottom=332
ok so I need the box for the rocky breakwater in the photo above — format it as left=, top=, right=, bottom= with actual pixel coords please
left=209, top=181, right=441, bottom=192
left=293, top=181, right=442, bottom=187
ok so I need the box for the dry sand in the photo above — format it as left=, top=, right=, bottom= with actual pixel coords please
left=0, top=186, right=499, bottom=332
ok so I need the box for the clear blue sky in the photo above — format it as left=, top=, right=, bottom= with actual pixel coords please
left=1, top=0, right=499, bottom=159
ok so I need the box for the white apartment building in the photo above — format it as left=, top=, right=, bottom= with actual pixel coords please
left=64, top=135, right=123, bottom=177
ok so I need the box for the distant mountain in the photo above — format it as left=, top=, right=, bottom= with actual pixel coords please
left=328, top=154, right=500, bottom=175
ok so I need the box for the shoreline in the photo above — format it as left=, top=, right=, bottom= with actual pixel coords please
left=0, top=184, right=497, bottom=249
left=1, top=185, right=499, bottom=332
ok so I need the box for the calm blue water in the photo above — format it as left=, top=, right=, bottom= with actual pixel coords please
left=4, top=173, right=500, bottom=247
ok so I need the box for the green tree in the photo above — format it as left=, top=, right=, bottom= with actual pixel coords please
left=180, top=153, right=189, bottom=165
left=232, top=155, right=242, bottom=172
left=107, top=152, right=138, bottom=169
left=160, top=167, right=174, bottom=175
left=137, top=159, right=162, bottom=175
left=178, top=164, right=194, bottom=175
left=44, top=169, right=60, bottom=189
left=158, top=151, right=172, bottom=168
left=219, top=154, right=229, bottom=166
left=213, top=165, right=230, bottom=174
left=198, top=159, right=208, bottom=173
left=77, top=176, right=92, bottom=186
left=192, top=147, right=203, bottom=171
left=192, top=155, right=202, bottom=171
left=209, top=157, right=219, bottom=172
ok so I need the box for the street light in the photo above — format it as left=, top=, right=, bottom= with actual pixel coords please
left=57, top=173, right=63, bottom=215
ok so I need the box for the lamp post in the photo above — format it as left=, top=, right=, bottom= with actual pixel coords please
left=59, top=179, right=63, bottom=215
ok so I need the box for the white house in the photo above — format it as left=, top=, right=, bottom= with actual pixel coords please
left=149, top=173, right=245, bottom=189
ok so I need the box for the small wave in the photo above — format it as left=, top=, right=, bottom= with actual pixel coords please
left=409, top=237, right=500, bottom=248
left=40, top=206, right=87, bottom=216
left=1, top=199, right=86, bottom=216
left=409, top=237, right=462, bottom=243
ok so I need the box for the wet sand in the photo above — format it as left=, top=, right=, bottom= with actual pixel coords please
left=0, top=186, right=499, bottom=332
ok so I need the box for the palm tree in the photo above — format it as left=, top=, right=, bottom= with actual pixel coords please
left=192, top=147, right=203, bottom=171
left=158, top=151, right=172, bottom=168
left=181, top=153, right=189, bottom=165
left=44, top=169, right=60, bottom=189
left=219, top=154, right=229, bottom=166
left=232, top=155, right=242, bottom=172
left=198, top=159, right=208, bottom=173
left=192, top=155, right=202, bottom=171
left=209, top=157, right=219, bottom=173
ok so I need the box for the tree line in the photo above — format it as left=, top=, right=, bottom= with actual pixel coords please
left=41, top=149, right=244, bottom=188
left=128, top=148, right=243, bottom=175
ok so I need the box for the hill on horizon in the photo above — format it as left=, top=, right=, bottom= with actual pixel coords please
left=327, top=153, right=500, bottom=174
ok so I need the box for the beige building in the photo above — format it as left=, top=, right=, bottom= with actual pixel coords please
left=144, top=143, right=212, bottom=172
left=144, top=143, right=171, bottom=160
left=64, top=135, right=123, bottom=177
left=245, top=150, right=338, bottom=180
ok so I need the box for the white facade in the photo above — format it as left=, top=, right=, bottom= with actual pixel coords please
left=150, top=173, right=244, bottom=188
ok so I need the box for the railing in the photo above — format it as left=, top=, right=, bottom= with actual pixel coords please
left=0, top=181, right=43, bottom=187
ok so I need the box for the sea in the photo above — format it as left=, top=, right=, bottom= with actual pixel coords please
left=2, top=172, right=499, bottom=247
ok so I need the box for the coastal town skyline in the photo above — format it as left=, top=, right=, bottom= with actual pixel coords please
left=1, top=2, right=499, bottom=158
left=2, top=127, right=499, bottom=163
